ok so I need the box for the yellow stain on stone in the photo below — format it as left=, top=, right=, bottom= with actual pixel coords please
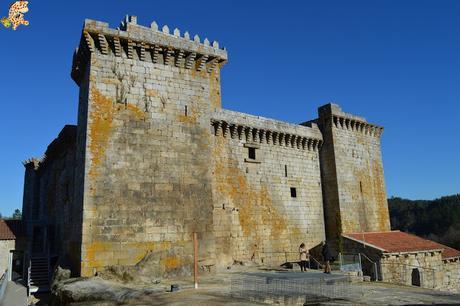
left=88, top=88, right=114, bottom=180
left=146, top=89, right=158, bottom=97
left=212, top=137, right=287, bottom=244
left=209, top=65, right=222, bottom=109
left=163, top=256, right=181, bottom=269
left=81, top=240, right=172, bottom=276
left=178, top=104, right=197, bottom=124
left=88, top=87, right=145, bottom=181
left=126, top=103, right=146, bottom=121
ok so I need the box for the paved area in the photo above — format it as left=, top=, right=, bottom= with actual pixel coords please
left=0, top=281, right=27, bottom=306
left=36, top=267, right=460, bottom=305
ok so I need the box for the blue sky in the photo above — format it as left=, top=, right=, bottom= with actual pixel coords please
left=0, top=0, right=459, bottom=216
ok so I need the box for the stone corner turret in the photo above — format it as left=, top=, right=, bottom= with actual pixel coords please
left=71, top=15, right=228, bottom=86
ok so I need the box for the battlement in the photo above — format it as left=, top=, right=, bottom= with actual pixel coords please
left=211, top=109, right=323, bottom=151
left=22, top=157, right=42, bottom=170
left=318, top=103, right=383, bottom=138
left=71, top=15, right=228, bottom=85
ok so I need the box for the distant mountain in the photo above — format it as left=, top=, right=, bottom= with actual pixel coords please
left=388, top=194, right=460, bottom=250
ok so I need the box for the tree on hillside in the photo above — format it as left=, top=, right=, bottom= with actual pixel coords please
left=388, top=194, right=460, bottom=250
left=12, top=209, right=22, bottom=220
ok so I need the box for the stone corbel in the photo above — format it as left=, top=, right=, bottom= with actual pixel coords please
left=175, top=49, right=185, bottom=67
left=164, top=48, right=175, bottom=66
left=272, top=132, right=278, bottom=145
left=196, top=55, right=209, bottom=71
left=279, top=133, right=285, bottom=146
left=237, top=125, right=244, bottom=140
left=98, top=33, right=109, bottom=55
left=221, top=121, right=229, bottom=137
left=139, top=42, right=147, bottom=61
left=266, top=130, right=272, bottom=144
left=296, top=136, right=301, bottom=149
left=185, top=52, right=196, bottom=69
left=127, top=40, right=135, bottom=59
left=214, top=121, right=222, bottom=136
left=151, top=45, right=160, bottom=63
left=252, top=128, right=259, bottom=142
left=244, top=127, right=252, bottom=142
left=258, top=130, right=265, bottom=143
left=83, top=31, right=95, bottom=53
left=301, top=138, right=307, bottom=150
left=207, top=57, right=219, bottom=73
left=229, top=124, right=237, bottom=139
left=339, top=117, right=344, bottom=129
left=113, top=37, right=122, bottom=57
left=307, top=139, right=313, bottom=151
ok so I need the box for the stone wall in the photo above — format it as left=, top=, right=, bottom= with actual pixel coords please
left=72, top=18, right=227, bottom=276
left=0, top=240, right=14, bottom=275
left=211, top=110, right=325, bottom=267
left=315, top=104, right=390, bottom=247
left=22, top=126, right=81, bottom=272
left=380, top=252, right=444, bottom=290
left=442, top=259, right=460, bottom=293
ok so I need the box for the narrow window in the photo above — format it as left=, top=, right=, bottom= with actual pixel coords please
left=290, top=187, right=297, bottom=198
left=284, top=165, right=288, bottom=177
left=185, top=105, right=188, bottom=116
left=248, top=147, right=256, bottom=160
left=359, top=181, right=363, bottom=194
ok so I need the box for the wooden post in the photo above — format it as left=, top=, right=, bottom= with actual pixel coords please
left=193, top=232, right=198, bottom=289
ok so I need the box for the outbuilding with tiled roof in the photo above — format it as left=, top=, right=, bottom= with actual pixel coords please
left=0, top=220, right=25, bottom=279
left=341, top=230, right=460, bottom=293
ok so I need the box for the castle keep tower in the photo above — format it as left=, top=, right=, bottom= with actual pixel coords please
left=71, top=16, right=227, bottom=276
left=22, top=16, right=393, bottom=279
left=316, top=104, right=390, bottom=246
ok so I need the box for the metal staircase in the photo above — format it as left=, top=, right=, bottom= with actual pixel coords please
left=29, top=256, right=50, bottom=292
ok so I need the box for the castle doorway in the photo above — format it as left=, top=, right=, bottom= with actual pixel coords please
left=411, top=268, right=421, bottom=286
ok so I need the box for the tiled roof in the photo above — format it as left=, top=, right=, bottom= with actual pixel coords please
left=343, top=230, right=460, bottom=260
left=0, top=219, right=25, bottom=240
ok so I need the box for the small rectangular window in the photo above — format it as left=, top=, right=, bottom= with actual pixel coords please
left=284, top=165, right=288, bottom=177
left=248, top=147, right=256, bottom=160
left=290, top=187, right=297, bottom=198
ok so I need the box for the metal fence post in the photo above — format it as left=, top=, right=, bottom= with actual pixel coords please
left=358, top=253, right=362, bottom=273
left=339, top=252, right=342, bottom=271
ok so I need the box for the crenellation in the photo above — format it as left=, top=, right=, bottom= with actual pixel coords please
left=72, top=16, right=228, bottom=85
left=331, top=114, right=383, bottom=138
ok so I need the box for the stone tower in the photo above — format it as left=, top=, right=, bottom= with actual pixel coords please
left=71, top=16, right=227, bottom=276
left=315, top=104, right=390, bottom=248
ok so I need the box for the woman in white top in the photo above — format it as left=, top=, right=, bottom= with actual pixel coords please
left=299, top=243, right=309, bottom=272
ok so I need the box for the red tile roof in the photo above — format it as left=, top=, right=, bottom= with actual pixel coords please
left=0, top=220, right=25, bottom=240
left=343, top=230, right=460, bottom=260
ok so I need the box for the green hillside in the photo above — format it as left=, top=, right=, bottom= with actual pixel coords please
left=388, top=194, right=460, bottom=250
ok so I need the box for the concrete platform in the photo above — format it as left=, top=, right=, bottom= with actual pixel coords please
left=0, top=281, right=27, bottom=306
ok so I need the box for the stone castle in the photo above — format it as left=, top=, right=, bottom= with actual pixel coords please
left=22, top=15, right=395, bottom=278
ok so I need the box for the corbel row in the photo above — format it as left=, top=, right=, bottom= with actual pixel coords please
left=332, top=115, right=383, bottom=137
left=81, top=31, right=224, bottom=73
left=211, top=119, right=323, bottom=151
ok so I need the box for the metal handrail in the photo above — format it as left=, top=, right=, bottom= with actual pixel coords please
left=359, top=253, right=378, bottom=280
left=0, top=269, right=8, bottom=301
left=260, top=251, right=324, bottom=269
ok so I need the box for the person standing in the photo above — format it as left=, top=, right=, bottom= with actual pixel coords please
left=299, top=243, right=309, bottom=272
left=321, top=241, right=332, bottom=274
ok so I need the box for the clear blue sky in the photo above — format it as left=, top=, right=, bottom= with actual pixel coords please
left=1, top=0, right=459, bottom=216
